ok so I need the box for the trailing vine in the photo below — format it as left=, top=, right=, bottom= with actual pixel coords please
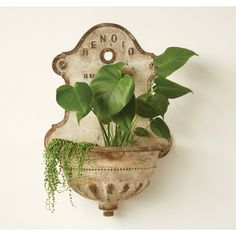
left=43, top=138, right=96, bottom=212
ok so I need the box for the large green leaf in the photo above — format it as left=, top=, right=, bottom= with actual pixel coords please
left=150, top=117, right=170, bottom=139
left=96, top=62, right=125, bottom=79
left=56, top=82, right=92, bottom=123
left=154, top=47, right=198, bottom=78
left=134, top=127, right=149, bottom=137
left=136, top=93, right=159, bottom=118
left=155, top=77, right=192, bottom=99
left=90, top=63, right=135, bottom=120
left=112, top=95, right=136, bottom=129
left=147, top=93, right=169, bottom=118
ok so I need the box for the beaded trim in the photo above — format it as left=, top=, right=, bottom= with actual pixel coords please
left=82, top=166, right=157, bottom=171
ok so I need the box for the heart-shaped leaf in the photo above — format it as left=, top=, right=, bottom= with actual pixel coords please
left=134, top=127, right=149, bottom=137
left=76, top=109, right=90, bottom=124
left=150, top=117, right=170, bottom=139
left=147, top=93, right=169, bottom=118
left=154, top=47, right=198, bottom=78
left=112, top=95, right=136, bottom=129
left=56, top=82, right=92, bottom=123
left=90, top=63, right=135, bottom=120
left=155, top=77, right=192, bottom=99
left=136, top=93, right=159, bottom=118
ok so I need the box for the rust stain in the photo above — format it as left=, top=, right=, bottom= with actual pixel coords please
left=99, top=202, right=118, bottom=211
left=107, top=152, right=124, bottom=161
left=120, top=183, right=129, bottom=194
left=135, top=182, right=143, bottom=193
left=106, top=183, right=115, bottom=195
left=89, top=184, right=100, bottom=199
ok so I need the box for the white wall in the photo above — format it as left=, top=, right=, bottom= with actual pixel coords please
left=0, top=7, right=236, bottom=229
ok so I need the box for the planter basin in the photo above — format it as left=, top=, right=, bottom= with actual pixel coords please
left=68, top=144, right=170, bottom=216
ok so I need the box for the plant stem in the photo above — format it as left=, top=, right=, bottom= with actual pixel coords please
left=110, top=122, right=114, bottom=142
left=99, top=121, right=109, bottom=146
left=107, top=122, right=111, bottom=144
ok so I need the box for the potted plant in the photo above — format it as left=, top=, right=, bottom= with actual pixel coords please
left=44, top=47, right=197, bottom=216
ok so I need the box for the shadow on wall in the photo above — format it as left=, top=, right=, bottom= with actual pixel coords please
left=116, top=145, right=193, bottom=217
left=115, top=56, right=224, bottom=217
left=182, top=56, right=224, bottom=118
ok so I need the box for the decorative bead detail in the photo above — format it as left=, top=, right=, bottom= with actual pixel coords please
left=82, top=166, right=157, bottom=171
left=59, top=60, right=67, bottom=70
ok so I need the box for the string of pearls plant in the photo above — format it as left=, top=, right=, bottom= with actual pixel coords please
left=44, top=139, right=96, bottom=212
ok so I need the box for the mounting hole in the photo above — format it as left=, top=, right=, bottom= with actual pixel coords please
left=104, top=51, right=113, bottom=61
left=100, top=48, right=116, bottom=64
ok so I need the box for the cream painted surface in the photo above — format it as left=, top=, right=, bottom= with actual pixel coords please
left=0, top=7, right=236, bottom=229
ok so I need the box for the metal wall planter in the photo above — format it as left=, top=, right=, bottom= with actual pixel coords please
left=45, top=23, right=171, bottom=216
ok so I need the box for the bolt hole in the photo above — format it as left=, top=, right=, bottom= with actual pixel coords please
left=104, top=51, right=113, bottom=61
left=100, top=48, right=116, bottom=64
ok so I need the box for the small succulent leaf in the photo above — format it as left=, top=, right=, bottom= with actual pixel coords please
left=56, top=82, right=93, bottom=113
left=136, top=93, right=160, bottom=118
left=90, top=62, right=135, bottom=120
left=112, top=95, right=136, bottom=129
left=150, top=117, right=170, bottom=139
left=134, top=127, right=149, bottom=137
left=147, top=93, right=169, bottom=118
left=155, top=77, right=192, bottom=99
left=154, top=47, right=198, bottom=78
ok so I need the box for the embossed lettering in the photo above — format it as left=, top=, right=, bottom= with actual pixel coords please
left=122, top=41, right=125, bottom=49
left=111, top=34, right=117, bottom=43
left=100, top=35, right=106, bottom=43
left=128, top=47, right=134, bottom=55
left=91, top=41, right=96, bottom=49
left=84, top=73, right=95, bottom=79
left=83, top=48, right=88, bottom=56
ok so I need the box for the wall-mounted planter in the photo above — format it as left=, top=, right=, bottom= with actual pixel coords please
left=45, top=23, right=173, bottom=216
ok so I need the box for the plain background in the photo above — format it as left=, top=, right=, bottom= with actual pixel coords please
left=0, top=7, right=236, bottom=229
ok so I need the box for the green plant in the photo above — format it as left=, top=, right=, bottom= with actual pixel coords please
left=44, top=138, right=96, bottom=212
left=56, top=47, right=198, bottom=144
left=44, top=47, right=197, bottom=211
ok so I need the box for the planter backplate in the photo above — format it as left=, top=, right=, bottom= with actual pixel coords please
left=45, top=23, right=171, bottom=150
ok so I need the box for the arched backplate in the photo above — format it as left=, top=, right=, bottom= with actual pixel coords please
left=45, top=23, right=169, bottom=151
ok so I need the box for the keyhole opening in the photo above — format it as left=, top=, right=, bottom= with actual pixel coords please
left=100, top=48, right=116, bottom=64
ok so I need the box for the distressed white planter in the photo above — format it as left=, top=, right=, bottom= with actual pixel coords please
left=67, top=143, right=171, bottom=216
left=45, top=23, right=172, bottom=216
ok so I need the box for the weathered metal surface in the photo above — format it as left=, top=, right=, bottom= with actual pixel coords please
left=44, top=23, right=172, bottom=216
left=69, top=146, right=165, bottom=216
left=44, top=23, right=159, bottom=147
